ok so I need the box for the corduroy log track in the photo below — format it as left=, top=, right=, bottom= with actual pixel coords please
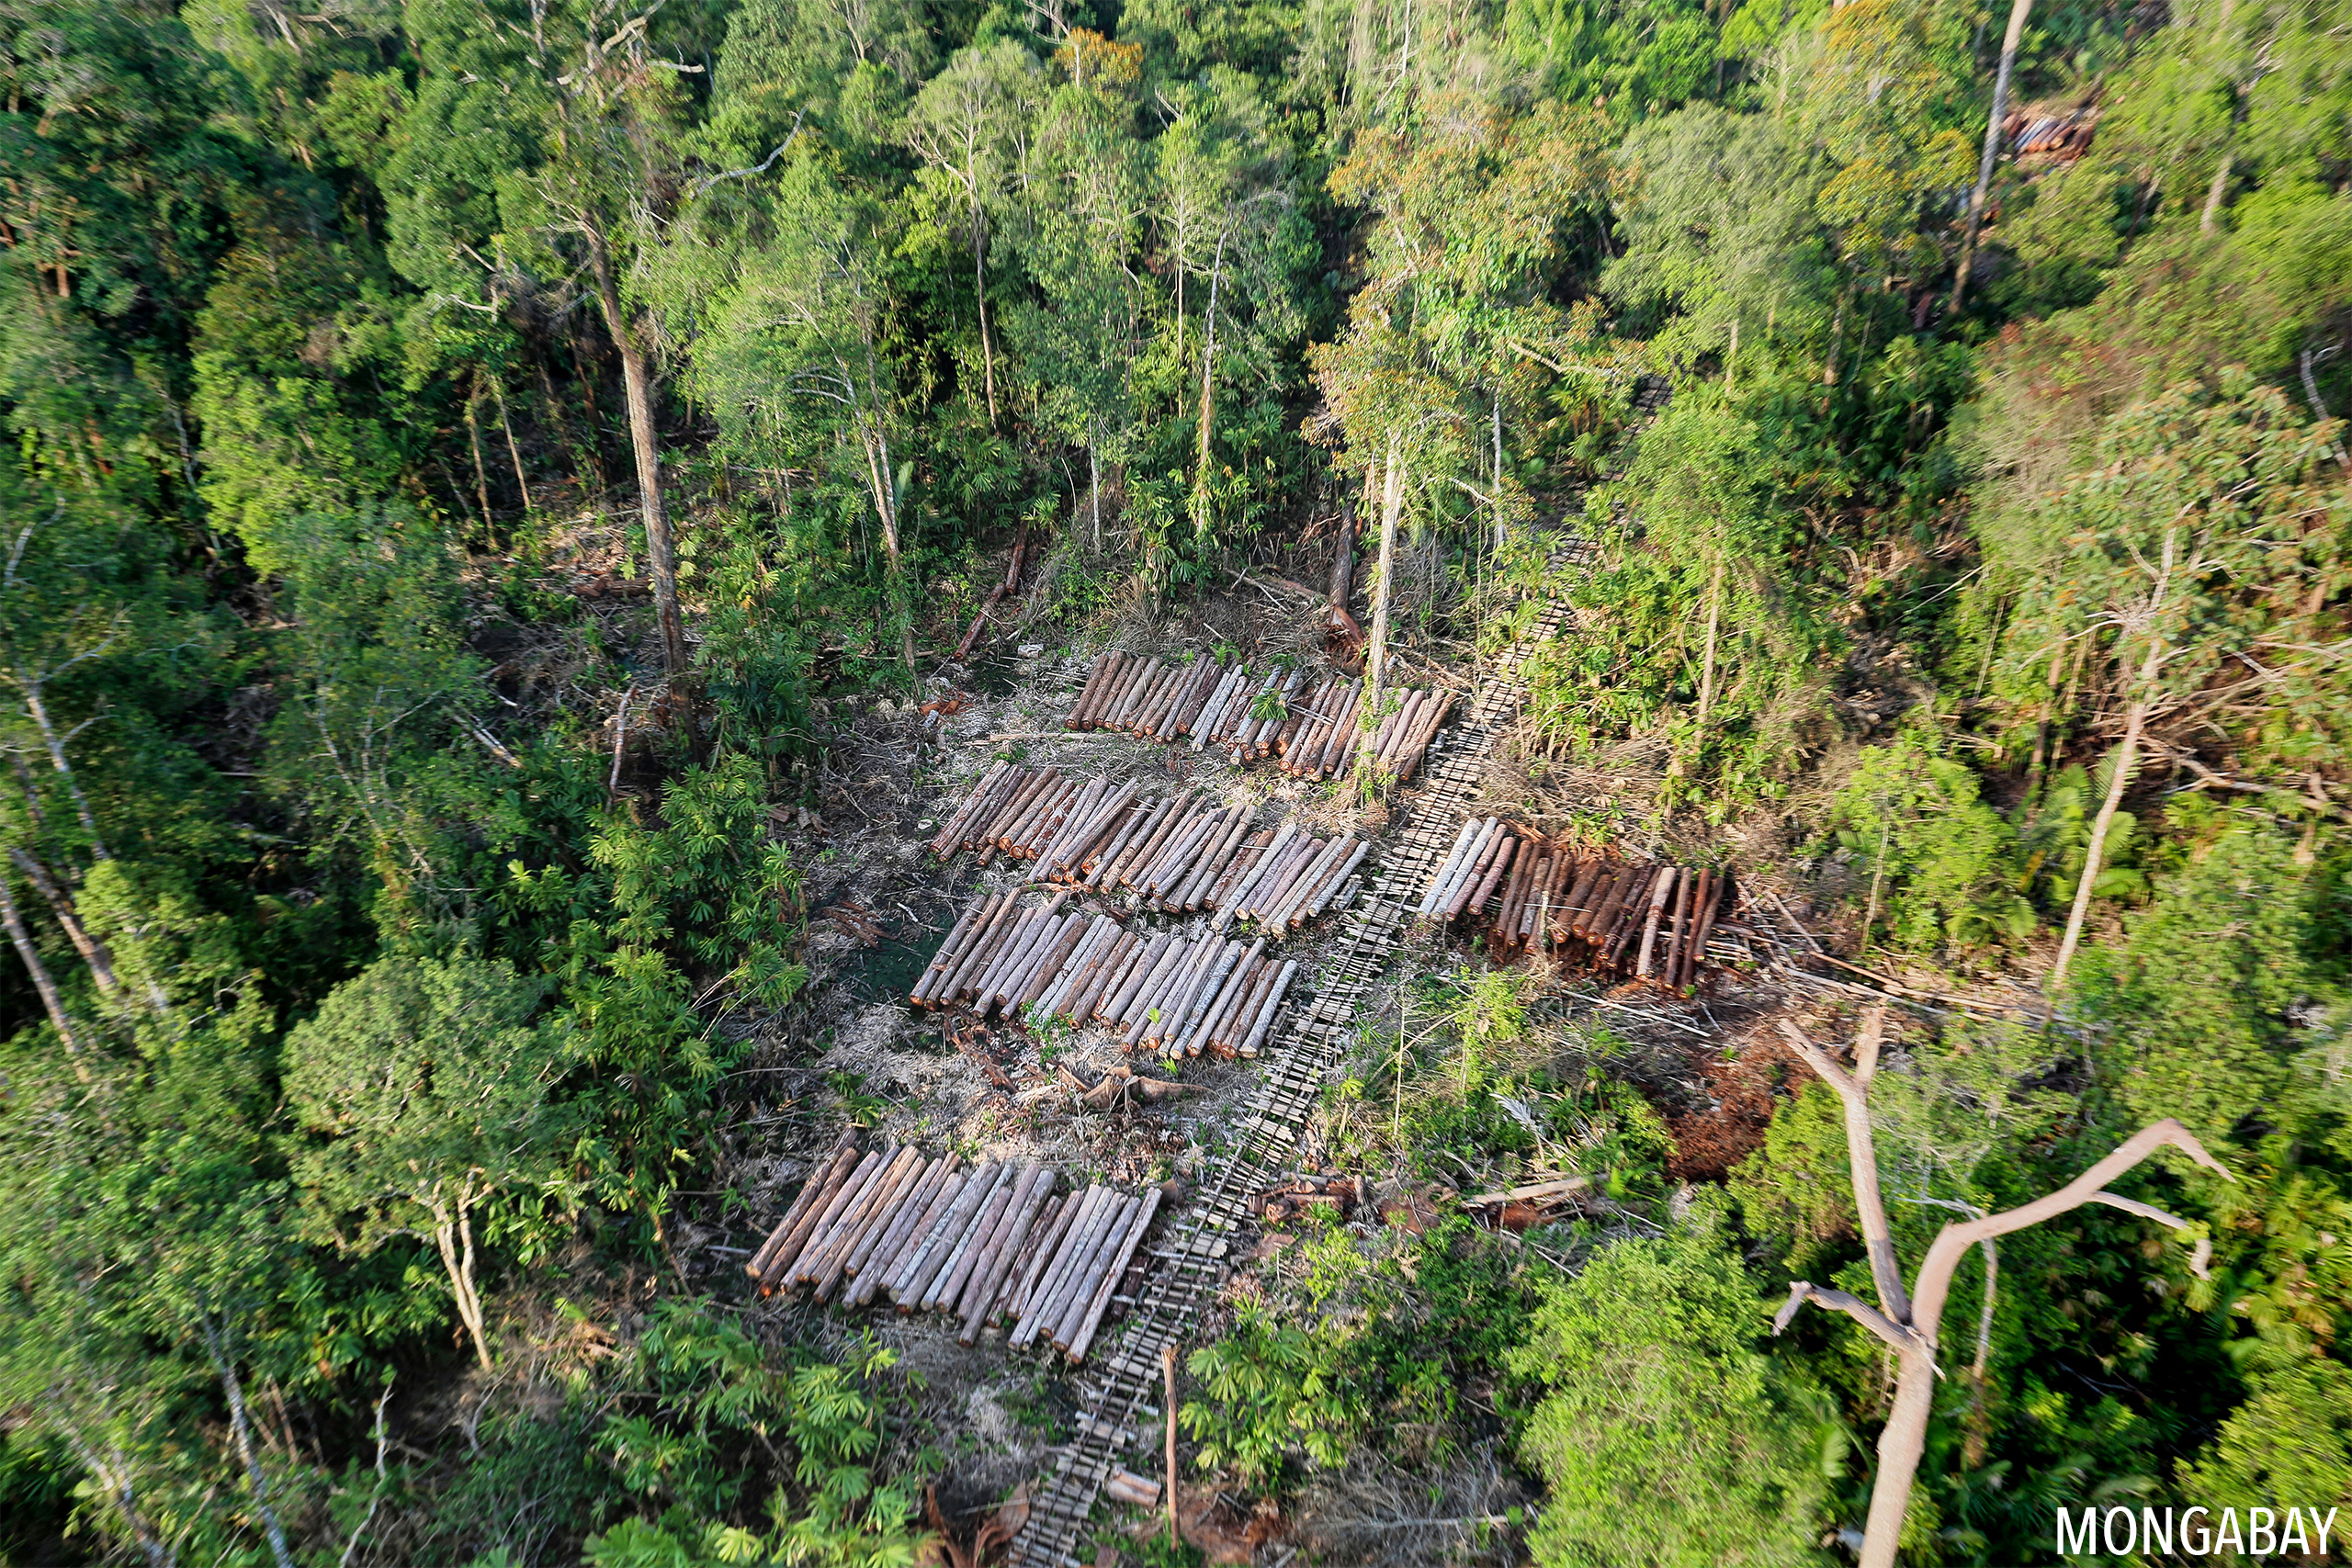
left=742, top=1136, right=1164, bottom=1364
left=1005, top=541, right=1605, bottom=1568
left=1003, top=376, right=1668, bottom=1566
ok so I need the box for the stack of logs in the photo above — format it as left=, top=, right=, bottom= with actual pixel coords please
left=744, top=1138, right=1162, bottom=1364
left=929, top=765, right=1367, bottom=927
left=910, top=891, right=1301, bottom=1057
left=1419, top=818, right=1735, bottom=989
left=1061, top=652, right=1453, bottom=783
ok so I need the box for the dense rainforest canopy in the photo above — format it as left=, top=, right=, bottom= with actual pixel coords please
left=1, top=0, right=2349, bottom=1562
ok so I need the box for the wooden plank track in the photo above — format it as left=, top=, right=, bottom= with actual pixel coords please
left=1008, top=379, right=1664, bottom=1568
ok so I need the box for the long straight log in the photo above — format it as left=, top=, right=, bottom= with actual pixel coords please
left=1219, top=822, right=1296, bottom=925
left=1170, top=939, right=1246, bottom=1055
left=1130, top=660, right=1180, bottom=731
left=1518, top=857, right=1555, bottom=941
left=1060, top=782, right=1143, bottom=874
left=1177, top=807, right=1254, bottom=911
left=1188, top=667, right=1239, bottom=750
left=1214, top=961, right=1275, bottom=1055
left=1035, top=777, right=1104, bottom=873
left=1395, top=691, right=1455, bottom=780
left=912, top=896, right=995, bottom=1005
left=1307, top=840, right=1372, bottom=920
left=1183, top=939, right=1265, bottom=1056
left=1009, top=1189, right=1082, bottom=1319
left=1127, top=939, right=1211, bottom=1048
left=1419, top=818, right=1483, bottom=915
left=1105, top=933, right=1177, bottom=1024
left=944, top=899, right=1025, bottom=1006
left=899, top=1161, right=1004, bottom=1310
left=852, top=1156, right=955, bottom=1306
left=962, top=1169, right=1057, bottom=1341
left=978, top=768, right=1054, bottom=849
left=1312, top=683, right=1363, bottom=777
left=929, top=1163, right=1023, bottom=1312
left=771, top=1146, right=888, bottom=1286
left=995, top=910, right=1074, bottom=1015
left=1013, top=915, right=1090, bottom=1013
left=1265, top=836, right=1348, bottom=929
left=1238, top=960, right=1298, bottom=1057
left=1663, top=866, right=1698, bottom=984
left=1606, top=868, right=1661, bottom=966
left=1045, top=1194, right=1137, bottom=1350
left=1239, top=834, right=1315, bottom=922
left=933, top=760, right=1012, bottom=855
left=1208, top=830, right=1272, bottom=913
left=1453, top=832, right=1516, bottom=922
left=815, top=1146, right=923, bottom=1301
left=1066, top=652, right=1114, bottom=728
left=955, top=1168, right=1051, bottom=1325
left=1040, top=918, right=1116, bottom=1019
left=1635, top=868, right=1679, bottom=977
left=1013, top=1187, right=1111, bottom=1348
left=966, top=908, right=1043, bottom=1011
left=1013, top=777, right=1079, bottom=858
left=747, top=1138, right=858, bottom=1280
left=1088, top=795, right=1161, bottom=887
left=1051, top=1193, right=1143, bottom=1350
left=999, top=1193, right=1064, bottom=1317
left=1118, top=789, right=1196, bottom=888
left=1075, top=932, right=1138, bottom=1021
left=881, top=1168, right=971, bottom=1302
left=782, top=1142, right=898, bottom=1287
left=1138, top=804, right=1213, bottom=895
left=803, top=1143, right=911, bottom=1292
left=1579, top=866, right=1633, bottom=944
left=1102, top=658, right=1154, bottom=729
left=1689, top=868, right=1730, bottom=982
left=1031, top=917, right=1111, bottom=1019
left=1435, top=818, right=1502, bottom=916
left=1065, top=1189, right=1164, bottom=1361
left=1561, top=859, right=1605, bottom=932
left=1073, top=652, right=1122, bottom=727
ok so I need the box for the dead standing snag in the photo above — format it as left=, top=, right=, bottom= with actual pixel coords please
left=1771, top=1009, right=2229, bottom=1568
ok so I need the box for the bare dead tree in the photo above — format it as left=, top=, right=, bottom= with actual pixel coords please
left=1772, top=1009, right=2230, bottom=1568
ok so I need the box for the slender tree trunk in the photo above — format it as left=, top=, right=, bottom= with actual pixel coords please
left=1963, top=1235, right=1997, bottom=1468
left=1952, top=0, right=2033, bottom=311
left=203, top=1324, right=295, bottom=1568
left=974, top=230, right=999, bottom=426
left=432, top=1211, right=492, bottom=1371
left=2199, top=152, right=2234, bottom=231
left=1359, top=434, right=1403, bottom=779
left=856, top=418, right=918, bottom=674
left=490, top=375, right=531, bottom=518
left=1195, top=230, right=1227, bottom=503
left=7, top=848, right=119, bottom=1000
left=462, top=386, right=495, bottom=540
left=0, top=873, right=91, bottom=1069
left=1491, top=389, right=1505, bottom=551
left=66, top=1431, right=174, bottom=1568
left=23, top=686, right=108, bottom=859
left=2050, top=526, right=2176, bottom=1004
left=588, top=245, right=689, bottom=678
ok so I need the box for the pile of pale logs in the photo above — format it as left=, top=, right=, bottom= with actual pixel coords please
left=910, top=890, right=1302, bottom=1057
left=1418, top=818, right=1736, bottom=989
left=744, top=1138, right=1162, bottom=1364
left=929, top=766, right=1368, bottom=927
left=1061, top=652, right=1453, bottom=783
